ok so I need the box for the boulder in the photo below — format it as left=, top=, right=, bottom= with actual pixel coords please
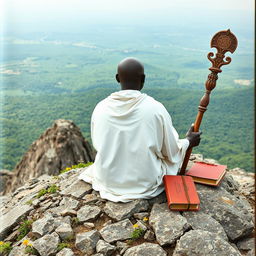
left=149, top=203, right=189, bottom=246
left=3, top=119, right=94, bottom=195
left=124, top=243, right=167, bottom=256
left=32, top=231, right=60, bottom=256
left=100, top=219, right=134, bottom=243
left=77, top=205, right=101, bottom=222
left=75, top=230, right=100, bottom=255
left=173, top=230, right=241, bottom=256
left=104, top=199, right=149, bottom=221
left=197, top=184, right=254, bottom=241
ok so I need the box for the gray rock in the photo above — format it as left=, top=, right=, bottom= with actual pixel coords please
left=0, top=204, right=33, bottom=240
left=100, top=219, right=134, bottom=243
left=173, top=230, right=242, bottom=256
left=144, top=230, right=155, bottom=241
left=60, top=209, right=77, bottom=217
left=220, top=173, right=240, bottom=194
left=84, top=222, right=95, bottom=228
left=148, top=191, right=167, bottom=205
left=77, top=205, right=101, bottom=222
left=134, top=220, right=147, bottom=232
left=104, top=199, right=149, bottom=221
left=46, top=197, right=80, bottom=216
left=9, top=246, right=27, bottom=256
left=3, top=119, right=94, bottom=195
left=83, top=193, right=99, bottom=204
left=96, top=239, right=116, bottom=255
left=190, top=153, right=204, bottom=162
left=197, top=185, right=254, bottom=241
left=149, top=203, right=189, bottom=246
left=31, top=213, right=55, bottom=237
left=182, top=211, right=228, bottom=240
left=75, top=230, right=100, bottom=255
left=56, top=248, right=75, bottom=256
left=59, top=196, right=80, bottom=210
left=203, top=158, right=219, bottom=164
left=116, top=241, right=129, bottom=253
left=54, top=216, right=72, bottom=228
left=55, top=223, right=74, bottom=240
left=133, top=212, right=149, bottom=220
left=33, top=231, right=60, bottom=256
left=123, top=242, right=167, bottom=256
left=60, top=179, right=92, bottom=198
left=237, top=237, right=255, bottom=251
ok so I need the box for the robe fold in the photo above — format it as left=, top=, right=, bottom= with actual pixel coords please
left=78, top=89, right=189, bottom=202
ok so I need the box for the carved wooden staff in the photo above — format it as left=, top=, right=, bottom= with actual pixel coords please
left=179, top=29, right=238, bottom=175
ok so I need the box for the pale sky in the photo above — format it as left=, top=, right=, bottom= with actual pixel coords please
left=0, top=0, right=254, bottom=33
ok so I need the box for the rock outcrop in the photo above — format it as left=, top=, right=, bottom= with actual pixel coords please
left=2, top=119, right=95, bottom=195
left=0, top=154, right=254, bottom=256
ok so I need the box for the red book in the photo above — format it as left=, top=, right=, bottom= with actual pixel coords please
left=163, top=175, right=200, bottom=211
left=186, top=162, right=227, bottom=186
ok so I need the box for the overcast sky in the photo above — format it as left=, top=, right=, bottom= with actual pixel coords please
left=1, top=0, right=254, bottom=34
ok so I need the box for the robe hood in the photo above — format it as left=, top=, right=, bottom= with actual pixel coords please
left=105, top=89, right=147, bottom=117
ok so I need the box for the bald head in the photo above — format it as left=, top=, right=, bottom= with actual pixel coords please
left=116, top=57, right=145, bottom=90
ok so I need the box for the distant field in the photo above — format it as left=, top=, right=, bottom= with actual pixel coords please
left=0, top=27, right=254, bottom=172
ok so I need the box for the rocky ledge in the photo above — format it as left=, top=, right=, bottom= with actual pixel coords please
left=0, top=154, right=254, bottom=256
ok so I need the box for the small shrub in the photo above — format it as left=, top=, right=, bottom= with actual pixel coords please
left=71, top=217, right=79, bottom=226
left=63, top=234, right=75, bottom=242
left=36, top=184, right=60, bottom=198
left=25, top=199, right=33, bottom=205
left=0, top=241, right=12, bottom=255
left=60, top=162, right=93, bottom=174
left=17, top=220, right=33, bottom=241
left=36, top=188, right=48, bottom=198
left=130, top=227, right=144, bottom=240
left=57, top=242, right=70, bottom=252
left=47, top=184, right=59, bottom=194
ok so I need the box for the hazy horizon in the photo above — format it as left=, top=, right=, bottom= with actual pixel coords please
left=1, top=0, right=254, bottom=35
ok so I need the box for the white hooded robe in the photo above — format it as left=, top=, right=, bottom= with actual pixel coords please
left=78, top=90, right=189, bottom=202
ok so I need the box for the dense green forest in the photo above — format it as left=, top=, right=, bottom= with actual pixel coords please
left=1, top=87, right=254, bottom=172
left=0, top=26, right=254, bottom=172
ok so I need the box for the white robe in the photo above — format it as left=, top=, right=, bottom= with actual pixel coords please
left=78, top=89, right=189, bottom=202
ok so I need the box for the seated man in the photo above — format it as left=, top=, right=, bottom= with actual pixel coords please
left=78, top=57, right=201, bottom=202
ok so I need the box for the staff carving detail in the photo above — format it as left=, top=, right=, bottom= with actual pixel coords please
left=179, top=29, right=238, bottom=175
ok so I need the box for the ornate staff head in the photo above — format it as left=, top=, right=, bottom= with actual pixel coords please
left=208, top=29, right=238, bottom=73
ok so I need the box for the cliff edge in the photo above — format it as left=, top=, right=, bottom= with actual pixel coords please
left=0, top=154, right=254, bottom=256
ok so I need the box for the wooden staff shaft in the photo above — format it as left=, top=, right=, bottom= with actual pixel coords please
left=179, top=71, right=218, bottom=175
left=178, top=29, right=238, bottom=175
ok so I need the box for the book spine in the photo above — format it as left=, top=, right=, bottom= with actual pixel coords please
left=181, top=176, right=190, bottom=210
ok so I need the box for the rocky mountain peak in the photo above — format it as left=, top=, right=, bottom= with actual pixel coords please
left=0, top=154, right=254, bottom=256
left=1, top=119, right=95, bottom=196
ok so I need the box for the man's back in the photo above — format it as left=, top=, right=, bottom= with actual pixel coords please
left=79, top=89, right=189, bottom=202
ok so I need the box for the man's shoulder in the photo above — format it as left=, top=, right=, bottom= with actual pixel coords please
left=143, top=95, right=167, bottom=112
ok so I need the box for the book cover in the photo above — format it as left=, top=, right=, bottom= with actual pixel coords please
left=163, top=175, right=200, bottom=211
left=186, top=162, right=227, bottom=186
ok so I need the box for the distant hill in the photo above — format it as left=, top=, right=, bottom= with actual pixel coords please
left=0, top=87, right=253, bottom=172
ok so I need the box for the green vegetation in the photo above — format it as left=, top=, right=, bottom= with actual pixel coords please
left=0, top=241, right=12, bottom=255
left=57, top=242, right=71, bottom=252
left=0, top=27, right=254, bottom=173
left=24, top=245, right=39, bottom=255
left=129, top=224, right=145, bottom=244
left=36, top=184, right=60, bottom=198
left=17, top=219, right=33, bottom=241
left=25, top=199, right=33, bottom=205
left=60, top=162, right=93, bottom=174
left=1, top=87, right=253, bottom=172
left=71, top=217, right=80, bottom=227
